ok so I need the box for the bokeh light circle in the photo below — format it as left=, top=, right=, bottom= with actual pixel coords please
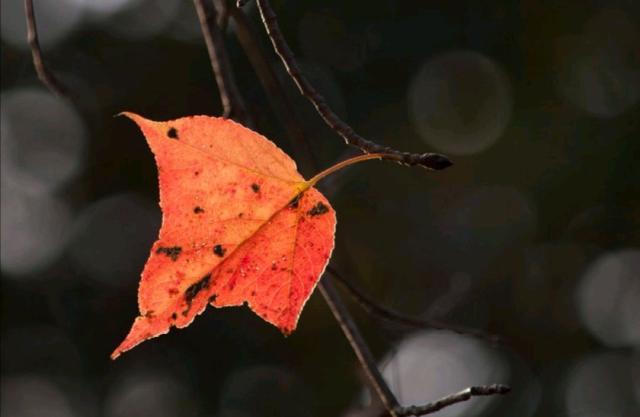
left=564, top=353, right=639, bottom=417
left=1, top=88, right=87, bottom=193
left=105, top=370, right=197, bottom=417
left=1, top=181, right=72, bottom=277
left=1, top=0, right=83, bottom=49
left=1, top=375, right=76, bottom=417
left=408, top=50, right=512, bottom=155
left=68, top=193, right=160, bottom=287
left=576, top=249, right=640, bottom=347
left=554, top=9, right=640, bottom=118
left=380, top=331, right=508, bottom=417
left=106, top=0, right=181, bottom=40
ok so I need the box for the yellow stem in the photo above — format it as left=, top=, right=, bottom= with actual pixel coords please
left=304, top=153, right=386, bottom=189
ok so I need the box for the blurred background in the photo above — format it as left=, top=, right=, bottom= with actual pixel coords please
left=1, top=1, right=639, bottom=416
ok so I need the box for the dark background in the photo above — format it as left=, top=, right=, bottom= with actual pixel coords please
left=2, top=1, right=639, bottom=416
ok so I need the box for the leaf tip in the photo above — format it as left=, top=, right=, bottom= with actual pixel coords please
left=116, top=111, right=144, bottom=122
left=110, top=315, right=164, bottom=361
left=110, top=338, right=132, bottom=361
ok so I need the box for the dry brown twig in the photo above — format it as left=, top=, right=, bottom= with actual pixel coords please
left=390, top=384, right=511, bottom=417
left=327, top=266, right=502, bottom=344
left=227, top=5, right=317, bottom=174
left=24, top=0, right=69, bottom=97
left=193, top=0, right=251, bottom=125
left=253, top=0, right=452, bottom=171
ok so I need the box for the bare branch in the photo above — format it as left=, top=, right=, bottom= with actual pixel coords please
left=328, top=266, right=501, bottom=344
left=391, top=384, right=510, bottom=417
left=227, top=5, right=317, bottom=175
left=254, top=0, right=452, bottom=171
left=213, top=0, right=230, bottom=29
left=24, top=0, right=69, bottom=97
left=320, top=278, right=401, bottom=417
left=193, top=0, right=251, bottom=125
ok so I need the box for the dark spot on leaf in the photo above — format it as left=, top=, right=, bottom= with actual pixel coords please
left=167, top=127, right=178, bottom=139
left=194, top=171, right=200, bottom=176
left=271, top=263, right=277, bottom=270
left=144, top=310, right=155, bottom=318
left=193, top=206, right=205, bottom=214
left=288, top=193, right=302, bottom=209
left=308, top=202, right=329, bottom=216
left=208, top=294, right=217, bottom=303
left=171, top=313, right=177, bottom=320
left=183, top=273, right=212, bottom=314
left=213, top=244, right=226, bottom=257
left=251, top=183, right=260, bottom=193
left=156, top=246, right=182, bottom=261
left=238, top=212, right=244, bottom=218
left=168, top=288, right=179, bottom=295
left=251, top=291, right=256, bottom=296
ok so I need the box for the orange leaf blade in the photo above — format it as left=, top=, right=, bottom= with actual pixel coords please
left=111, top=113, right=336, bottom=359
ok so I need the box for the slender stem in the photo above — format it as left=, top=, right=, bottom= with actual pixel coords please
left=193, top=0, right=251, bottom=125
left=227, top=5, right=316, bottom=175
left=213, top=0, right=229, bottom=29
left=306, top=153, right=385, bottom=188
left=24, top=0, right=69, bottom=97
left=392, top=384, right=510, bottom=417
left=328, top=266, right=501, bottom=344
left=254, top=0, right=452, bottom=171
left=320, top=278, right=400, bottom=417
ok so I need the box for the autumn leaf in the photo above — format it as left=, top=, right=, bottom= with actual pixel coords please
left=111, top=113, right=358, bottom=359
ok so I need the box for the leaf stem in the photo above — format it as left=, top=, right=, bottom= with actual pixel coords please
left=306, top=153, right=385, bottom=188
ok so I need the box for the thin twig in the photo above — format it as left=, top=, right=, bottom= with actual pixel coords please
left=193, top=0, right=251, bottom=125
left=254, top=0, right=452, bottom=171
left=24, top=0, right=69, bottom=97
left=213, top=0, right=230, bottom=29
left=391, top=384, right=510, bottom=417
left=319, top=278, right=401, bottom=417
left=227, top=5, right=317, bottom=175
left=328, top=266, right=501, bottom=344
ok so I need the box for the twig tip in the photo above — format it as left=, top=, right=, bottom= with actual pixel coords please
left=470, top=383, right=511, bottom=396
left=421, top=153, right=453, bottom=170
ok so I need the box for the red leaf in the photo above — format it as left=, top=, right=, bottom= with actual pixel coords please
left=111, top=113, right=336, bottom=359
